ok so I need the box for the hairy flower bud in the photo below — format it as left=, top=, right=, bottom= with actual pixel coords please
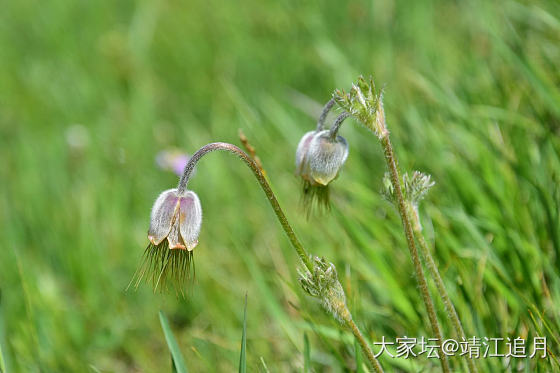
left=381, top=171, right=435, bottom=232
left=381, top=171, right=435, bottom=207
left=404, top=171, right=435, bottom=205
left=333, top=76, right=386, bottom=138
left=298, top=256, right=350, bottom=322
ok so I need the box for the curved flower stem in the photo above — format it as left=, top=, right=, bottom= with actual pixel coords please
left=328, top=112, right=350, bottom=140
left=341, top=310, right=384, bottom=373
left=316, top=97, right=336, bottom=131
left=407, top=203, right=478, bottom=373
left=177, top=142, right=313, bottom=272
left=380, top=134, right=451, bottom=373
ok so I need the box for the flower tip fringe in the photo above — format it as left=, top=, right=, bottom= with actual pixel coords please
left=301, top=180, right=331, bottom=218
left=130, top=241, right=195, bottom=298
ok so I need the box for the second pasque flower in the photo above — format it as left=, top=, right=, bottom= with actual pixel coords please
left=295, top=130, right=349, bottom=187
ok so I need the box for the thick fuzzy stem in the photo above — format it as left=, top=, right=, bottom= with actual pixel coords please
left=408, top=203, right=478, bottom=373
left=342, top=312, right=384, bottom=373
left=380, top=134, right=451, bottom=373
left=177, top=142, right=313, bottom=272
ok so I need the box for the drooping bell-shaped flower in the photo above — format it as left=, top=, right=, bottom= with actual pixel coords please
left=296, top=131, right=349, bottom=187
left=132, top=188, right=202, bottom=294
left=295, top=129, right=349, bottom=212
left=148, top=188, right=202, bottom=250
left=306, top=130, right=348, bottom=186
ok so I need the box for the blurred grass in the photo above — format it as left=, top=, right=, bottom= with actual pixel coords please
left=159, top=311, right=189, bottom=373
left=0, top=0, right=559, bottom=371
left=239, top=295, right=247, bottom=373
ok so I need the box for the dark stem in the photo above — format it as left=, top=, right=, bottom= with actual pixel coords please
left=329, top=112, right=350, bottom=140
left=177, top=142, right=313, bottom=272
left=316, top=97, right=336, bottom=131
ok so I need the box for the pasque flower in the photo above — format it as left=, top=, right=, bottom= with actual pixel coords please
left=131, top=187, right=202, bottom=294
left=306, top=130, right=349, bottom=185
left=295, top=109, right=350, bottom=211
left=296, top=129, right=349, bottom=185
left=148, top=188, right=202, bottom=250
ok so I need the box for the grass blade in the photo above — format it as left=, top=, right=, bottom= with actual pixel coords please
left=354, top=338, right=364, bottom=373
left=239, top=294, right=247, bottom=373
left=159, top=311, right=189, bottom=373
left=303, top=333, right=310, bottom=373
left=0, top=290, right=6, bottom=373
left=259, top=357, right=270, bottom=373
left=0, top=349, right=5, bottom=373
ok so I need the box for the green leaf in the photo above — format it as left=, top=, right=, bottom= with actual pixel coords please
left=239, top=294, right=247, bottom=373
left=159, top=311, right=189, bottom=373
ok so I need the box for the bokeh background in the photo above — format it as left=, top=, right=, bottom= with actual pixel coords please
left=1, top=0, right=559, bottom=371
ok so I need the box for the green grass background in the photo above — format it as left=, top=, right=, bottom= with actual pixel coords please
left=1, top=0, right=559, bottom=371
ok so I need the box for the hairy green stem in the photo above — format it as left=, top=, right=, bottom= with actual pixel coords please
left=407, top=202, right=478, bottom=373
left=379, top=134, right=451, bottom=373
left=178, top=142, right=313, bottom=272
left=340, top=309, right=384, bottom=373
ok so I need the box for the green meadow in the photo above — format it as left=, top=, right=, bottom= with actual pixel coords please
left=0, top=0, right=559, bottom=371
